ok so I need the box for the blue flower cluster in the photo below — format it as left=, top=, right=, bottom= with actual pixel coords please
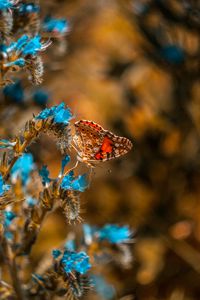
left=83, top=224, right=131, bottom=244
left=1, top=35, right=50, bottom=68
left=92, top=275, right=115, bottom=300
left=3, top=80, right=49, bottom=106
left=36, top=102, right=72, bottom=125
left=61, top=171, right=88, bottom=192
left=0, top=0, right=16, bottom=11
left=60, top=250, right=91, bottom=275
left=98, top=224, right=131, bottom=244
left=11, top=153, right=35, bottom=186
left=0, top=173, right=10, bottom=196
left=18, top=3, right=40, bottom=14
left=43, top=16, right=69, bottom=35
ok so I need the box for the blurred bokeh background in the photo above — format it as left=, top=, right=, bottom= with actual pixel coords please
left=1, top=0, right=200, bottom=299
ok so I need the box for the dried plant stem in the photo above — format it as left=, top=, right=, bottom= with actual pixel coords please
left=2, top=238, right=25, bottom=300
left=16, top=205, right=49, bottom=256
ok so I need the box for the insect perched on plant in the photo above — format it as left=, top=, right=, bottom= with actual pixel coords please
left=73, top=120, right=132, bottom=165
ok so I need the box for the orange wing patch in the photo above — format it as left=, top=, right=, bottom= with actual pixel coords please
left=95, top=136, right=113, bottom=160
left=101, top=136, right=113, bottom=153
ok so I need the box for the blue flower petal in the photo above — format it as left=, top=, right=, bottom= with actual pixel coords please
left=61, top=251, right=91, bottom=275
left=39, top=165, right=51, bottom=186
left=0, top=0, right=15, bottom=10
left=54, top=107, right=72, bottom=124
left=98, top=224, right=131, bottom=244
left=22, top=35, right=42, bottom=56
left=71, top=174, right=88, bottom=192
left=26, top=196, right=37, bottom=207
left=92, top=275, right=116, bottom=300
left=35, top=102, right=66, bottom=120
left=11, top=153, right=34, bottom=186
left=4, top=211, right=16, bottom=227
left=43, top=16, right=69, bottom=34
left=61, top=172, right=88, bottom=192
left=61, top=155, right=70, bottom=174
left=52, top=249, right=62, bottom=259
left=65, top=239, right=76, bottom=251
left=0, top=173, right=10, bottom=196
left=61, top=171, right=75, bottom=190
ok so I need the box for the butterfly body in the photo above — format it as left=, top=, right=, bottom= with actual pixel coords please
left=73, top=120, right=132, bottom=164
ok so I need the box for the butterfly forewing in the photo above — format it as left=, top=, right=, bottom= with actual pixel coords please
left=74, top=120, right=132, bottom=163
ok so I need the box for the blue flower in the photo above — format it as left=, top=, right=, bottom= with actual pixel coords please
left=0, top=0, right=15, bottom=10
left=52, top=249, right=62, bottom=259
left=26, top=196, right=37, bottom=207
left=61, top=155, right=70, bottom=174
left=65, top=239, right=76, bottom=252
left=37, top=102, right=73, bottom=124
left=161, top=45, right=185, bottom=64
left=35, top=102, right=73, bottom=124
left=43, top=16, right=69, bottom=34
left=83, top=224, right=95, bottom=244
left=92, top=275, right=115, bottom=300
left=53, top=107, right=72, bottom=125
left=22, top=35, right=44, bottom=56
left=61, top=251, right=91, bottom=275
left=4, top=35, right=49, bottom=57
left=33, top=89, right=49, bottom=106
left=61, top=172, right=88, bottom=192
left=4, top=211, right=16, bottom=227
left=98, top=224, right=131, bottom=244
left=0, top=174, right=10, bottom=196
left=3, top=80, right=24, bottom=103
left=5, top=231, right=13, bottom=240
left=0, top=139, right=16, bottom=149
left=35, top=107, right=55, bottom=119
left=60, top=171, right=74, bottom=189
left=71, top=175, right=88, bottom=192
left=39, top=165, right=51, bottom=186
left=11, top=153, right=35, bottom=186
left=18, top=3, right=40, bottom=14
left=12, top=35, right=29, bottom=52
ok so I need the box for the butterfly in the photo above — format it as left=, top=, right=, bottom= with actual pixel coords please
left=73, top=120, right=132, bottom=165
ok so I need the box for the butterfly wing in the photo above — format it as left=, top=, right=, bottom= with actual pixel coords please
left=74, top=120, right=133, bottom=162
left=94, top=131, right=133, bottom=161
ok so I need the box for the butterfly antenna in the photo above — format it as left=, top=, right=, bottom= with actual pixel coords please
left=71, top=142, right=79, bottom=154
left=63, top=160, right=79, bottom=177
